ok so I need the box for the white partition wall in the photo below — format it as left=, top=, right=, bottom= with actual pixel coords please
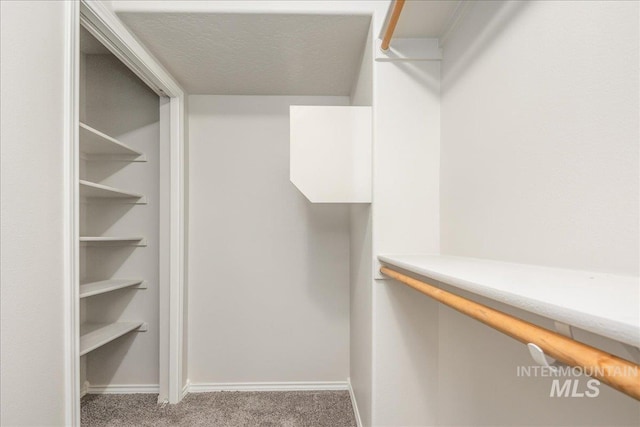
left=371, top=55, right=442, bottom=427
left=1, top=2, right=69, bottom=425
left=349, top=21, right=374, bottom=427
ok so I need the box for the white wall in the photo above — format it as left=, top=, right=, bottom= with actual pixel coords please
left=372, top=58, right=442, bottom=426
left=441, top=0, right=639, bottom=275
left=0, top=1, right=68, bottom=425
left=82, top=54, right=161, bottom=387
left=346, top=7, right=444, bottom=427
left=439, top=1, right=639, bottom=425
left=349, top=22, right=374, bottom=427
left=188, top=95, right=351, bottom=385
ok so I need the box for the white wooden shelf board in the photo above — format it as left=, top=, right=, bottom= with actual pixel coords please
left=80, top=279, right=145, bottom=298
left=79, top=122, right=146, bottom=161
left=80, top=321, right=144, bottom=356
left=80, top=236, right=147, bottom=246
left=79, top=180, right=146, bottom=203
left=378, top=254, right=640, bottom=348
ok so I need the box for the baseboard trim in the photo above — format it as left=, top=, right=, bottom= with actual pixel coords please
left=80, top=381, right=90, bottom=398
left=347, top=378, right=363, bottom=427
left=182, top=380, right=190, bottom=399
left=188, top=381, right=349, bottom=393
left=87, top=384, right=160, bottom=394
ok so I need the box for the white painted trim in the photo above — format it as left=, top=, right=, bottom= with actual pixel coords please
left=87, top=384, right=160, bottom=394
left=168, top=93, right=187, bottom=404
left=188, top=381, right=349, bottom=393
left=79, top=1, right=183, bottom=97
left=63, top=1, right=80, bottom=426
left=182, top=380, right=190, bottom=399
left=76, top=0, right=187, bottom=410
left=158, top=97, right=171, bottom=404
left=80, top=381, right=90, bottom=399
left=375, top=38, right=442, bottom=61
left=347, top=378, right=363, bottom=427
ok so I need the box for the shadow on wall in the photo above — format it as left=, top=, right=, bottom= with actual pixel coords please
left=383, top=281, right=440, bottom=419
left=301, top=197, right=350, bottom=319
left=84, top=203, right=137, bottom=235
left=442, top=1, right=530, bottom=93
left=86, top=332, right=140, bottom=387
left=84, top=53, right=160, bottom=138
left=85, top=246, right=138, bottom=278
left=392, top=60, right=441, bottom=96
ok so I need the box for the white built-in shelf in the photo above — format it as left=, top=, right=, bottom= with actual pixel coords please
left=378, top=254, right=640, bottom=348
left=80, top=279, right=146, bottom=298
left=79, top=180, right=147, bottom=203
left=290, top=106, right=372, bottom=203
left=79, top=122, right=146, bottom=161
left=80, top=321, right=145, bottom=356
left=80, top=236, right=147, bottom=247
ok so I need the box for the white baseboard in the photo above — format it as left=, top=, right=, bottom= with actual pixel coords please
left=347, top=378, right=363, bottom=427
left=182, top=380, right=190, bottom=399
left=86, top=380, right=346, bottom=396
left=188, top=381, right=349, bottom=393
left=87, top=384, right=160, bottom=394
left=80, top=381, right=90, bottom=398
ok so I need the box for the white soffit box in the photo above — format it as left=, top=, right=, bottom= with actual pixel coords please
left=290, top=106, right=372, bottom=203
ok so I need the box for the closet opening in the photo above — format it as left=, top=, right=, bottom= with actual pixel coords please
left=72, top=2, right=187, bottom=419
left=78, top=23, right=163, bottom=399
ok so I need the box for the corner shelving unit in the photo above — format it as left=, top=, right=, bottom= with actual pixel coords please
left=78, top=120, right=147, bottom=384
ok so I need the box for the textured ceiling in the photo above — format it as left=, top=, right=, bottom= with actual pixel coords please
left=392, top=0, right=461, bottom=38
left=117, top=12, right=371, bottom=96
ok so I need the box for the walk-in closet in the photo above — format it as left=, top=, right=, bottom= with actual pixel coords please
left=1, top=1, right=638, bottom=426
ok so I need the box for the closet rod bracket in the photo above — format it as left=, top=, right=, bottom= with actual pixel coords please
left=527, top=322, right=573, bottom=369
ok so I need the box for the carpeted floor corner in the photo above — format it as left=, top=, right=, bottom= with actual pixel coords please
left=81, top=390, right=357, bottom=427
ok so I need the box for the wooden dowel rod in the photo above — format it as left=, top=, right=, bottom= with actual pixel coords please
left=380, top=0, right=406, bottom=51
left=380, top=266, right=640, bottom=401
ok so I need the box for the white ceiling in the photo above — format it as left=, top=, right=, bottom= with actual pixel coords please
left=392, top=0, right=462, bottom=38
left=117, top=12, right=371, bottom=96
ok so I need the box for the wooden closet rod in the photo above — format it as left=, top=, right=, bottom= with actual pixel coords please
left=380, top=266, right=640, bottom=401
left=380, top=0, right=406, bottom=51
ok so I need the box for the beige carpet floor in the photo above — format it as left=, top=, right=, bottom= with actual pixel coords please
left=81, top=391, right=357, bottom=427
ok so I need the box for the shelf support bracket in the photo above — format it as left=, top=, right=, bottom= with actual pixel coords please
left=527, top=322, right=573, bottom=369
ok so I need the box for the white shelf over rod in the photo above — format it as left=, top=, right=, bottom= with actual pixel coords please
left=80, top=322, right=145, bottom=356
left=80, top=279, right=146, bottom=298
left=378, top=254, right=640, bottom=348
left=79, top=180, right=147, bottom=203
left=79, top=122, right=146, bottom=161
left=80, top=236, right=147, bottom=247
